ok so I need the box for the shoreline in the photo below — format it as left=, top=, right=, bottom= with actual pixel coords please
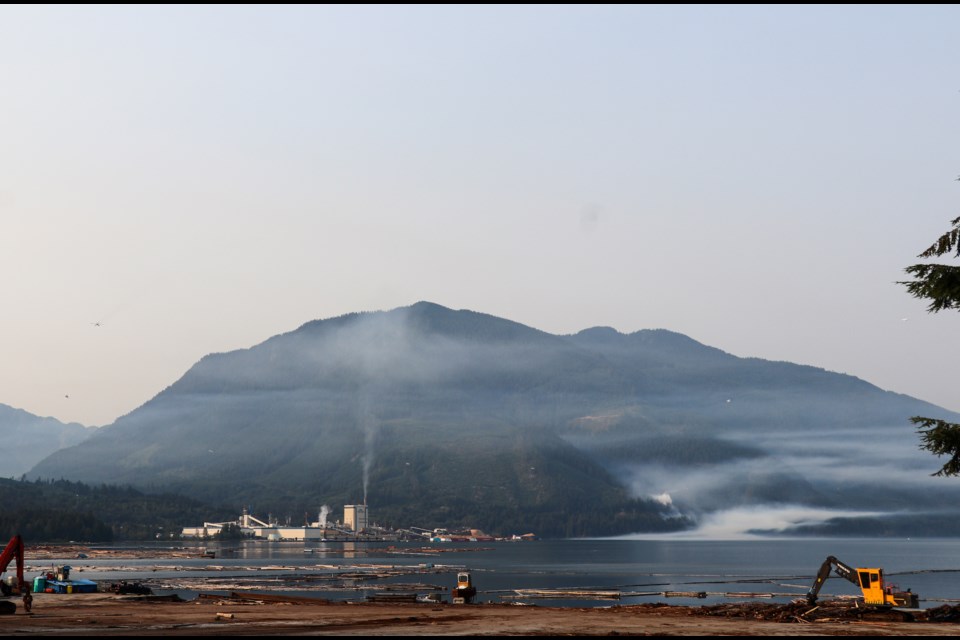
left=2, top=593, right=959, bottom=636
left=15, top=541, right=960, bottom=634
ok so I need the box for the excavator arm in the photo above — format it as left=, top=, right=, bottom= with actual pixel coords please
left=0, top=534, right=25, bottom=596
left=0, top=534, right=30, bottom=615
left=807, top=556, right=859, bottom=605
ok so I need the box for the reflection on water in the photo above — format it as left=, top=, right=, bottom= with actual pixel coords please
left=29, top=538, right=960, bottom=608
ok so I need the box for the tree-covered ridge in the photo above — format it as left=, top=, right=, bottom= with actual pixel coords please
left=0, top=478, right=234, bottom=542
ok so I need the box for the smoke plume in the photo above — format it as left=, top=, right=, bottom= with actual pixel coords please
left=319, top=504, right=330, bottom=528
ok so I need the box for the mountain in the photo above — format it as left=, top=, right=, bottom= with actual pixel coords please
left=28, top=302, right=960, bottom=537
left=0, top=404, right=93, bottom=477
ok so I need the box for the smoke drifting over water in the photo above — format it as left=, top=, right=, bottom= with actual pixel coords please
left=618, top=505, right=883, bottom=540
left=614, top=415, right=953, bottom=518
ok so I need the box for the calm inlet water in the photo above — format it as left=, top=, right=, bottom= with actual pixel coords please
left=43, top=538, right=960, bottom=608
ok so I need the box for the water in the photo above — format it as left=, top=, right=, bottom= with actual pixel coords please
left=39, top=537, right=960, bottom=608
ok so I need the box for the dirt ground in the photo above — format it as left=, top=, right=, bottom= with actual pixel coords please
left=2, top=593, right=960, bottom=636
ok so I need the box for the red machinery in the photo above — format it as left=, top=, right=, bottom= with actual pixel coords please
left=0, top=534, right=29, bottom=614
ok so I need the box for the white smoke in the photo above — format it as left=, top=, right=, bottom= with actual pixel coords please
left=617, top=505, right=883, bottom=540
left=359, top=391, right=376, bottom=506
left=319, top=505, right=330, bottom=528
left=651, top=492, right=673, bottom=506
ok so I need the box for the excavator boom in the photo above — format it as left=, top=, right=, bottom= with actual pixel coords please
left=807, top=555, right=857, bottom=604
left=0, top=534, right=25, bottom=595
left=0, top=534, right=29, bottom=615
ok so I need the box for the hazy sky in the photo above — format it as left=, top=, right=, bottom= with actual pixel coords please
left=3, top=5, right=959, bottom=427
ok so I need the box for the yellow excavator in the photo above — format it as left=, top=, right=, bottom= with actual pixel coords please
left=806, top=556, right=919, bottom=608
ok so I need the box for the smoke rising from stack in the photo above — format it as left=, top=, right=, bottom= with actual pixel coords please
left=358, top=389, right=377, bottom=506
left=319, top=504, right=330, bottom=528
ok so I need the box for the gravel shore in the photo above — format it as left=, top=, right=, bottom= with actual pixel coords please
left=2, top=593, right=959, bottom=636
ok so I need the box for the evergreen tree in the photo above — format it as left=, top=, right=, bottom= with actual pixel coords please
left=901, top=211, right=960, bottom=475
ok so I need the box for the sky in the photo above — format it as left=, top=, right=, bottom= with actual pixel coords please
left=2, top=5, right=959, bottom=427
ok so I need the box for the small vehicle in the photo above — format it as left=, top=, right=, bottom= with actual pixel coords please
left=807, top=555, right=918, bottom=608
left=110, top=581, right=153, bottom=595
left=452, top=572, right=477, bottom=604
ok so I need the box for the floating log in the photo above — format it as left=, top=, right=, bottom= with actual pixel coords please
left=508, top=589, right=620, bottom=600
left=122, top=594, right=183, bottom=603
left=231, top=591, right=329, bottom=604
left=365, top=593, right=418, bottom=603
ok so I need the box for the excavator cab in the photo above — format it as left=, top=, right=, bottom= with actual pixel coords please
left=456, top=572, right=473, bottom=590
left=856, top=568, right=888, bottom=606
